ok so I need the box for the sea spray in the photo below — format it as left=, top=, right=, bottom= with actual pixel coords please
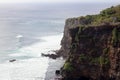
left=0, top=34, right=63, bottom=80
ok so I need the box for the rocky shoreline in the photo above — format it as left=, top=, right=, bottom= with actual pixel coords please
left=45, top=5, right=120, bottom=80
left=56, top=5, right=120, bottom=80
left=45, top=57, right=65, bottom=80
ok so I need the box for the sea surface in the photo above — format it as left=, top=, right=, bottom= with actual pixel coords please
left=0, top=2, right=118, bottom=80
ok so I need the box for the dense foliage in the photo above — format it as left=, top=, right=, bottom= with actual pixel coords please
left=78, top=5, right=120, bottom=25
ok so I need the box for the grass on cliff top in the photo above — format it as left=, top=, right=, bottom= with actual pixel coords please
left=77, top=5, right=120, bottom=26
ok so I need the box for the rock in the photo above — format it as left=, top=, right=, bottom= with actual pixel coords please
left=55, top=70, right=61, bottom=75
left=9, top=59, right=16, bottom=62
left=41, top=53, right=59, bottom=59
left=59, top=6, right=120, bottom=80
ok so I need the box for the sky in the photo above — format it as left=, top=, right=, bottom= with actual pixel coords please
left=0, top=0, right=120, bottom=3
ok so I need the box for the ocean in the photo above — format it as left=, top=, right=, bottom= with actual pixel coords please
left=0, top=2, right=118, bottom=80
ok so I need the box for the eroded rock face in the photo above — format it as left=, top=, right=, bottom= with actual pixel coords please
left=59, top=18, right=86, bottom=57
left=59, top=5, right=120, bottom=79
left=60, top=17, right=120, bottom=80
left=109, top=45, right=120, bottom=80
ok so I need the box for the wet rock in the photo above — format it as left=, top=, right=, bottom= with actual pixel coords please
left=55, top=70, right=61, bottom=75
left=41, top=53, right=60, bottom=59
left=9, top=59, right=16, bottom=62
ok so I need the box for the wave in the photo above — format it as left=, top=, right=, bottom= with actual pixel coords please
left=0, top=33, right=63, bottom=80
left=16, top=35, right=23, bottom=39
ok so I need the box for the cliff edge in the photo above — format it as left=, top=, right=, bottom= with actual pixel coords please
left=59, top=5, right=120, bottom=80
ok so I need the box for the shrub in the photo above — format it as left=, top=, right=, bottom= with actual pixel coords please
left=112, top=28, right=119, bottom=47
left=63, top=62, right=74, bottom=72
left=100, top=7, right=116, bottom=17
left=99, top=56, right=104, bottom=66
left=78, top=54, right=86, bottom=61
left=90, top=57, right=99, bottom=64
left=90, top=56, right=109, bottom=65
left=103, top=48, right=109, bottom=54
left=87, top=5, right=120, bottom=25
left=78, top=25, right=85, bottom=34
left=99, top=56, right=109, bottom=66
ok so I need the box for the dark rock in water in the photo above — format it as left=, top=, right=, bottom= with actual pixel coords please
left=44, top=58, right=65, bottom=80
left=55, top=70, right=61, bottom=75
left=41, top=53, right=60, bottom=59
left=55, top=70, right=63, bottom=80
left=9, top=59, right=16, bottom=62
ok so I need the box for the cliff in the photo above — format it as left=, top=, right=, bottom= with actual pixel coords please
left=59, top=5, right=120, bottom=80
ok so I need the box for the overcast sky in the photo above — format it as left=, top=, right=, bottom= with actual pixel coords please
left=0, top=0, right=120, bottom=3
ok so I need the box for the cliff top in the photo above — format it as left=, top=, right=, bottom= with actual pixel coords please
left=67, top=5, right=120, bottom=26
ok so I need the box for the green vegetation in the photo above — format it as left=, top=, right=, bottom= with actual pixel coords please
left=78, top=54, right=86, bottom=61
left=78, top=25, right=85, bottom=33
left=99, top=56, right=109, bottom=66
left=75, top=26, right=85, bottom=42
left=63, top=62, right=74, bottom=72
left=103, top=48, right=109, bottom=54
left=90, top=57, right=99, bottom=64
left=112, top=28, right=119, bottom=47
left=89, top=56, right=109, bottom=65
left=99, top=56, right=105, bottom=66
left=78, top=5, right=120, bottom=25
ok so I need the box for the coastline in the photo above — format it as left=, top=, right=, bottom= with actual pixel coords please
left=0, top=33, right=63, bottom=80
left=59, top=5, right=120, bottom=80
left=45, top=58, right=65, bottom=80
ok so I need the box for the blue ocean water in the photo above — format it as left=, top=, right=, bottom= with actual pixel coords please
left=0, top=2, right=118, bottom=80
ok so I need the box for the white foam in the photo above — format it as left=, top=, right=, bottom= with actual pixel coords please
left=0, top=34, right=63, bottom=80
left=16, top=35, right=23, bottom=38
left=0, top=58, right=48, bottom=80
left=21, top=33, right=63, bottom=55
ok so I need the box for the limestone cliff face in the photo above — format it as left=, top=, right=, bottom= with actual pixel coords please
left=60, top=17, right=120, bottom=80
left=59, top=5, right=120, bottom=80
left=59, top=18, right=87, bottom=57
